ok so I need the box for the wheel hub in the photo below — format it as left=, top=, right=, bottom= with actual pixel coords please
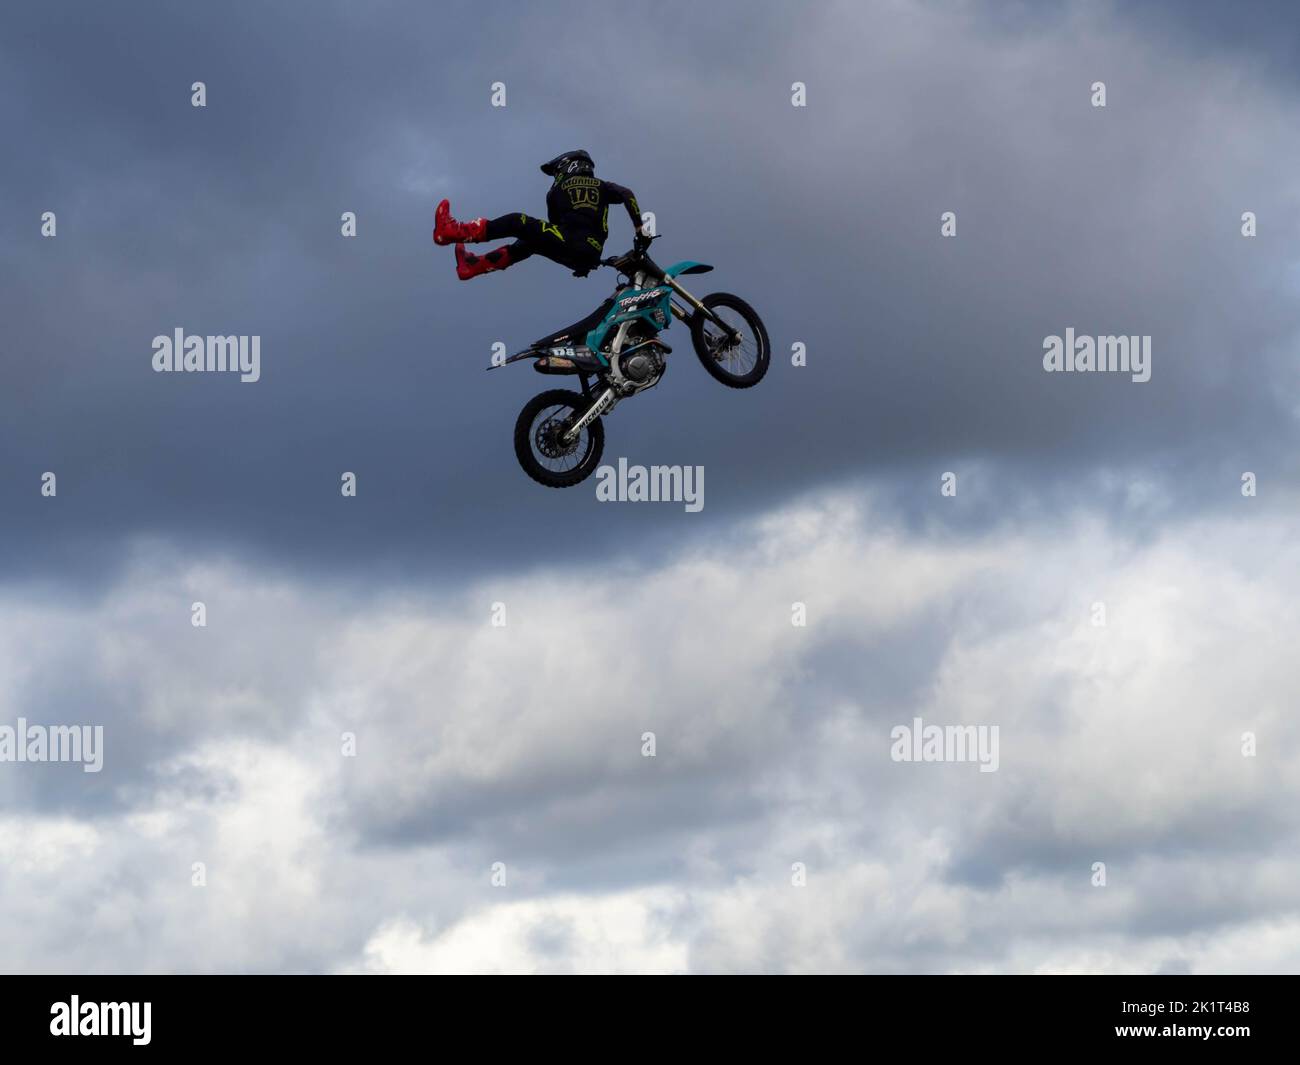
left=536, top=414, right=579, bottom=459
left=709, top=328, right=741, bottom=361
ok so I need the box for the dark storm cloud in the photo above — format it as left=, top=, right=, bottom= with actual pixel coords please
left=2, top=0, right=1298, bottom=583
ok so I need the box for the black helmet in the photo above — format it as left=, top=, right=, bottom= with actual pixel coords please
left=540, top=149, right=594, bottom=177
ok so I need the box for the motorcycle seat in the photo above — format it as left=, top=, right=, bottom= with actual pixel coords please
left=531, top=297, right=615, bottom=349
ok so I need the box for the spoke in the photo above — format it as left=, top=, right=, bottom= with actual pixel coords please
left=531, top=404, right=590, bottom=473
left=706, top=308, right=760, bottom=375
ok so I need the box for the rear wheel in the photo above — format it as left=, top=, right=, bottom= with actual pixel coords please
left=513, top=389, right=605, bottom=488
left=689, top=293, right=770, bottom=388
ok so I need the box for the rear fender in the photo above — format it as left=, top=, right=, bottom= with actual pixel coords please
left=486, top=349, right=542, bottom=370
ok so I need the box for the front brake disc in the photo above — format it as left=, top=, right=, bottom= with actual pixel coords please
left=536, top=416, right=578, bottom=459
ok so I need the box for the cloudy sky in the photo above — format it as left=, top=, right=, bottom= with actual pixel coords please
left=2, top=0, right=1298, bottom=973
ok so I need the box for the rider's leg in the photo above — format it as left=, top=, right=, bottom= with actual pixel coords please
left=484, top=214, right=593, bottom=266
left=455, top=240, right=532, bottom=280
left=433, top=200, right=488, bottom=245
left=448, top=210, right=598, bottom=271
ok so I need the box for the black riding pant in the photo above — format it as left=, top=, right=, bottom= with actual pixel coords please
left=486, top=213, right=603, bottom=274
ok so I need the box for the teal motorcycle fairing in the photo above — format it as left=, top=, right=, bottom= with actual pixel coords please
left=582, top=261, right=713, bottom=361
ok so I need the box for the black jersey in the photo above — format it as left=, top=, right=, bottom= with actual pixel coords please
left=545, top=175, right=641, bottom=250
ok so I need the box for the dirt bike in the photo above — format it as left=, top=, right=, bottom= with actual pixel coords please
left=487, top=233, right=770, bottom=488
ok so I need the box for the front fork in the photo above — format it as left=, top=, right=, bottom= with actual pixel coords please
left=665, top=276, right=739, bottom=340
left=561, top=384, right=618, bottom=444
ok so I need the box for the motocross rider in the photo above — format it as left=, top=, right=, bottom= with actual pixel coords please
left=433, top=150, right=645, bottom=281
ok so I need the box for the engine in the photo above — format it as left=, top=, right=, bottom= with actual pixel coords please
left=609, top=341, right=668, bottom=395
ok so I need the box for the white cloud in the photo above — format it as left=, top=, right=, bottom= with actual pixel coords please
left=1, top=490, right=1297, bottom=972
left=348, top=891, right=689, bottom=975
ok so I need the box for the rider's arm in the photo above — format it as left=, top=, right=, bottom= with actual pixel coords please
left=603, top=181, right=643, bottom=234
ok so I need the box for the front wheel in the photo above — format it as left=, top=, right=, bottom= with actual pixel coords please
left=513, top=389, right=606, bottom=488
left=689, top=293, right=770, bottom=388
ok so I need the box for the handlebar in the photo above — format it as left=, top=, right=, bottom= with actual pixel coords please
left=601, top=232, right=660, bottom=269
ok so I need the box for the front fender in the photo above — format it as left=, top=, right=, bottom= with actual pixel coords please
left=664, top=260, right=714, bottom=278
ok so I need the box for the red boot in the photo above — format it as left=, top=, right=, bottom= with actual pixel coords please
left=456, top=242, right=512, bottom=280
left=434, top=199, right=488, bottom=245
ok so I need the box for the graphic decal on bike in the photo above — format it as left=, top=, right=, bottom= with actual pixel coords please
left=583, top=285, right=674, bottom=357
